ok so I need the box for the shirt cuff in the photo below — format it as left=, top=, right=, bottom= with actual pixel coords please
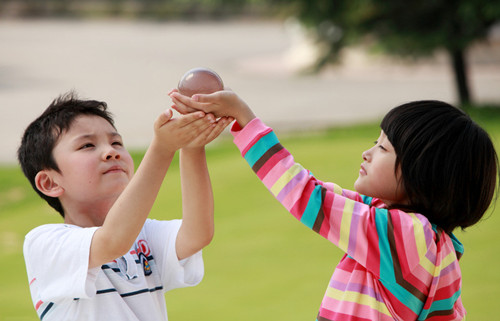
left=231, top=118, right=273, bottom=153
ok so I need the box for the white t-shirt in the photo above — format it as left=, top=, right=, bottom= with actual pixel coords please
left=24, top=219, right=204, bottom=321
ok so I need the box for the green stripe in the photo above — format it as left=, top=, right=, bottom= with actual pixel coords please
left=243, top=131, right=279, bottom=167
left=376, top=208, right=424, bottom=314
left=418, top=289, right=461, bottom=320
left=361, top=195, right=373, bottom=205
left=300, top=185, right=323, bottom=229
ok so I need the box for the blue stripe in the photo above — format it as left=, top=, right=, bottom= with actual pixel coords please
left=376, top=208, right=424, bottom=314
left=121, top=286, right=163, bottom=297
left=418, top=289, right=461, bottom=320
left=96, top=286, right=163, bottom=297
left=97, top=288, right=118, bottom=294
left=40, top=302, right=54, bottom=320
left=300, top=185, right=323, bottom=229
left=243, top=131, right=279, bottom=167
left=361, top=195, right=373, bottom=205
left=375, top=208, right=394, bottom=281
left=450, top=233, right=464, bottom=255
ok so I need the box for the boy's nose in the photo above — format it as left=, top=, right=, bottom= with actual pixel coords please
left=105, top=148, right=121, bottom=160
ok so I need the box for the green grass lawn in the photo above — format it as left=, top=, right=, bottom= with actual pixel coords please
left=1, top=110, right=499, bottom=320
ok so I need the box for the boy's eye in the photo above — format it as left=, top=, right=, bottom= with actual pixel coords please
left=80, top=143, right=95, bottom=149
left=112, top=141, right=123, bottom=146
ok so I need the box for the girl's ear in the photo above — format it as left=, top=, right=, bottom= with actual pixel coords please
left=35, top=170, right=64, bottom=198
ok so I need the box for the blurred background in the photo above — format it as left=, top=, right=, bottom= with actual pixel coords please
left=1, top=1, right=500, bottom=320
left=1, top=0, right=499, bottom=164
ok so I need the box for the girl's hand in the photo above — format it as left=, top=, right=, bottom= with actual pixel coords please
left=169, top=90, right=256, bottom=127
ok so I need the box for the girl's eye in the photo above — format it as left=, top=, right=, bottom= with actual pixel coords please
left=374, top=140, right=387, bottom=151
left=112, top=141, right=123, bottom=146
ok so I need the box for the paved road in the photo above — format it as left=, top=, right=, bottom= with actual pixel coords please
left=1, top=19, right=499, bottom=164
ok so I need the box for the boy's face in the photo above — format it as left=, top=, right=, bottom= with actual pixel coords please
left=49, top=114, right=134, bottom=219
left=354, top=130, right=407, bottom=206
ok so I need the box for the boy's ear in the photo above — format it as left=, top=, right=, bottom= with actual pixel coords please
left=35, top=170, right=64, bottom=198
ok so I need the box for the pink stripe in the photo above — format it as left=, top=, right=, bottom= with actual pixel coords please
left=410, top=264, right=433, bottom=286
left=401, top=218, right=420, bottom=270
left=261, top=155, right=293, bottom=188
left=318, top=188, right=334, bottom=237
left=281, top=173, right=310, bottom=213
left=255, top=148, right=288, bottom=180
left=276, top=169, right=307, bottom=201
left=35, top=300, right=43, bottom=310
left=29, top=277, right=36, bottom=285
left=329, top=280, right=381, bottom=302
left=346, top=202, right=363, bottom=256
left=231, top=118, right=271, bottom=156
left=349, top=206, right=371, bottom=266
left=342, top=189, right=361, bottom=200
left=321, top=296, right=393, bottom=321
left=326, top=196, right=346, bottom=245
left=332, top=266, right=378, bottom=289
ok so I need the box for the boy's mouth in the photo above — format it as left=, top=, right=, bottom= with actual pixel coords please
left=104, top=165, right=125, bottom=174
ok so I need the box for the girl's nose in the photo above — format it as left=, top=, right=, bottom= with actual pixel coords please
left=362, top=150, right=370, bottom=161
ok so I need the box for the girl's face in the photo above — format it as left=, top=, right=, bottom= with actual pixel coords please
left=354, top=130, right=407, bottom=206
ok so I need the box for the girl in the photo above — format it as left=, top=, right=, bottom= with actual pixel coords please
left=170, top=90, right=499, bottom=321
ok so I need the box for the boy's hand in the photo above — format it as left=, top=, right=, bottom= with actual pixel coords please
left=153, top=109, right=214, bottom=153
left=169, top=90, right=256, bottom=128
left=184, top=116, right=234, bottom=149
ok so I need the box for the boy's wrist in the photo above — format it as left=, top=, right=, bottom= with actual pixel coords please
left=150, top=136, right=177, bottom=159
left=181, top=146, right=206, bottom=154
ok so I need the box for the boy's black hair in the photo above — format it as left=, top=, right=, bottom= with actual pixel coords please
left=18, top=91, right=115, bottom=217
left=381, top=100, right=499, bottom=233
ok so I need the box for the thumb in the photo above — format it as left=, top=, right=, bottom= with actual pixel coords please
left=155, top=109, right=173, bottom=128
left=192, top=93, right=216, bottom=103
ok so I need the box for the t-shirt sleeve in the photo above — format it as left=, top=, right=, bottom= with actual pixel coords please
left=23, top=224, right=100, bottom=303
left=142, top=219, right=204, bottom=292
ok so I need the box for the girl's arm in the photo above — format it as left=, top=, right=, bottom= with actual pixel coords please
left=231, top=118, right=437, bottom=279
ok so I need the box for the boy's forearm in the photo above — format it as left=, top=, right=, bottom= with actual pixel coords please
left=176, top=147, right=214, bottom=260
left=90, top=140, right=175, bottom=267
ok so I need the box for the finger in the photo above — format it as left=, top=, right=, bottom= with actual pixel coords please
left=191, top=92, right=216, bottom=103
left=171, top=92, right=210, bottom=112
left=203, top=117, right=233, bottom=143
left=167, top=88, right=179, bottom=96
left=155, top=109, right=173, bottom=129
left=182, top=114, right=215, bottom=136
left=175, top=110, right=206, bottom=127
left=171, top=95, right=198, bottom=114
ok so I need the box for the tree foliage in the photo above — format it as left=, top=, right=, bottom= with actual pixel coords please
left=275, top=0, right=500, bottom=105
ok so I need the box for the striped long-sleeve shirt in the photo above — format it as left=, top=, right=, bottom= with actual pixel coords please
left=231, top=118, right=466, bottom=321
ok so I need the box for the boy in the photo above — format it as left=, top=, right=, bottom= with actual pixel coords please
left=18, top=92, right=232, bottom=320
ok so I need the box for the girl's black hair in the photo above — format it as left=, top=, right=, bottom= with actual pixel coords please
left=18, top=91, right=115, bottom=217
left=381, top=100, right=499, bottom=233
